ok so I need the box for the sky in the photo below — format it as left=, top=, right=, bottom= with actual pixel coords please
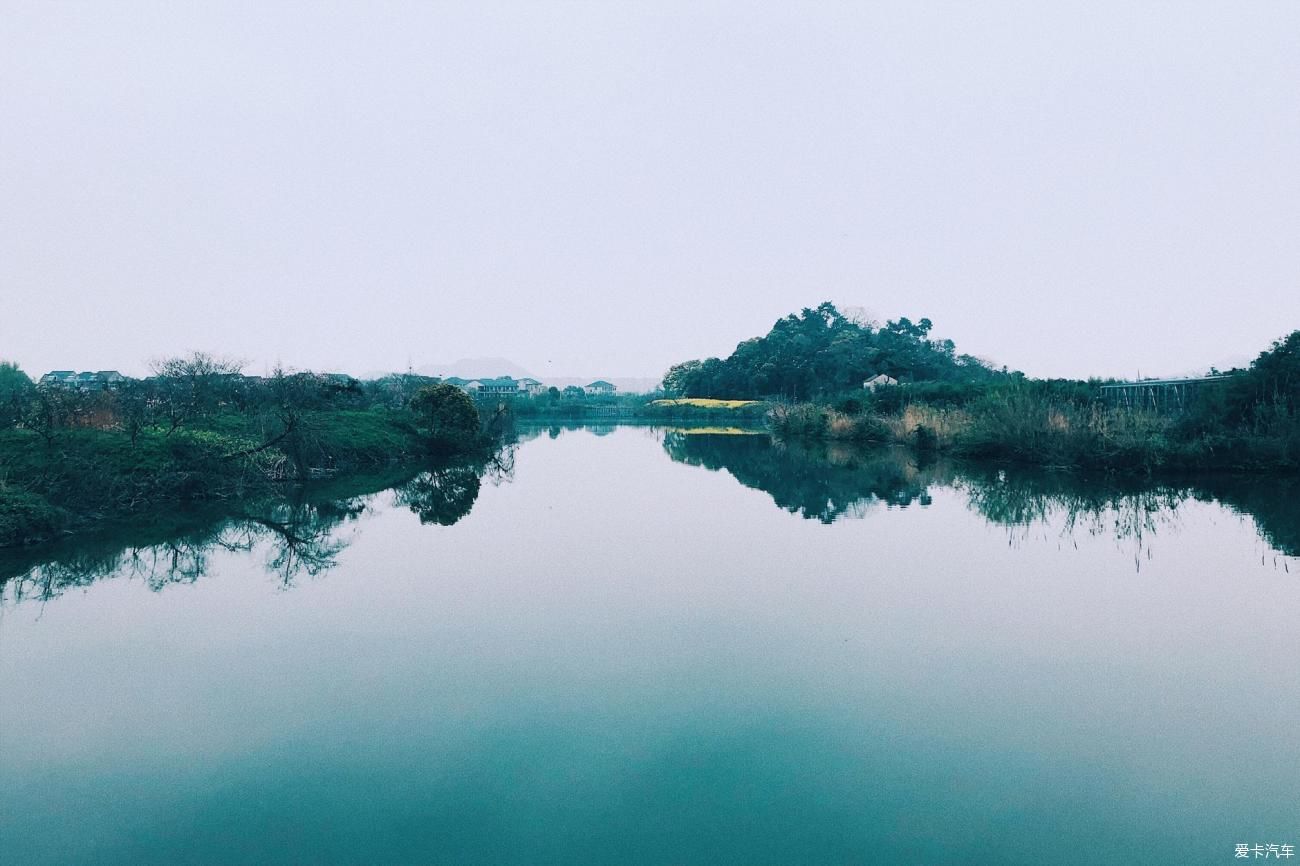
left=3, top=1, right=1298, bottom=381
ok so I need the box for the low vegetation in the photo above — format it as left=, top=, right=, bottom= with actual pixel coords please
left=763, top=333, right=1300, bottom=472
left=0, top=356, right=505, bottom=548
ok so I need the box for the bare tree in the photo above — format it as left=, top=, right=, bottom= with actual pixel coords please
left=149, top=351, right=245, bottom=433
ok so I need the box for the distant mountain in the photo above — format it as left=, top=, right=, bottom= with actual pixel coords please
left=364, top=358, right=660, bottom=393
left=416, top=357, right=535, bottom=380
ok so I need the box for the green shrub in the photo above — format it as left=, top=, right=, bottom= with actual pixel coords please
left=0, top=487, right=67, bottom=547
left=409, top=385, right=484, bottom=454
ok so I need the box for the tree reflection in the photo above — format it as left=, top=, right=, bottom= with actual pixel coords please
left=395, top=465, right=482, bottom=526
left=1, top=496, right=361, bottom=603
left=662, top=431, right=940, bottom=522
left=393, top=447, right=515, bottom=526
left=0, top=451, right=514, bottom=605
left=662, top=429, right=1300, bottom=561
left=954, top=466, right=1189, bottom=567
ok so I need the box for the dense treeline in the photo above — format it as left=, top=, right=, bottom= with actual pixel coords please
left=0, top=354, right=507, bottom=548
left=662, top=302, right=997, bottom=400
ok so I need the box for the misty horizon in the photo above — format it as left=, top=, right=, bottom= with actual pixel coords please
left=0, top=318, right=1272, bottom=385
left=5, top=3, right=1298, bottom=382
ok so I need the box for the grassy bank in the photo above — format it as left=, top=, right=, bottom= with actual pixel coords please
left=768, top=385, right=1300, bottom=472
left=0, top=399, right=499, bottom=549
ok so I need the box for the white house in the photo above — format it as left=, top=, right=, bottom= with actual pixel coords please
left=863, top=374, right=898, bottom=391
left=518, top=377, right=545, bottom=396
left=584, top=380, right=616, bottom=396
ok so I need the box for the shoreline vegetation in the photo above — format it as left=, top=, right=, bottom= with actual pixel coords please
left=662, top=303, right=1300, bottom=474
left=3, top=301, right=1298, bottom=548
left=0, top=357, right=511, bottom=549
left=764, top=390, right=1297, bottom=472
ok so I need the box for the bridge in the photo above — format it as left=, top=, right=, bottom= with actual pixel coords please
left=1098, top=374, right=1235, bottom=412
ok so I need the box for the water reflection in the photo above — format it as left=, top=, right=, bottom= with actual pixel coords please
left=395, top=449, right=514, bottom=526
left=4, top=425, right=1295, bottom=865
left=3, top=431, right=1297, bottom=605
left=663, top=430, right=1300, bottom=561
left=663, top=430, right=934, bottom=521
left=1, top=493, right=363, bottom=604
left=0, top=449, right=517, bottom=604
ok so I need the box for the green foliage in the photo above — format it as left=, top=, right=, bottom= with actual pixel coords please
left=0, top=486, right=67, bottom=547
left=0, top=362, right=34, bottom=428
left=0, top=402, right=493, bottom=549
left=663, top=302, right=997, bottom=400
left=774, top=361, right=1300, bottom=472
left=409, top=384, right=484, bottom=454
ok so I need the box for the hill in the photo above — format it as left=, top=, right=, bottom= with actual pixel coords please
left=662, top=302, right=997, bottom=400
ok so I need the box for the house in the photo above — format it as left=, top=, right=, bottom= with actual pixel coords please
left=477, top=377, right=522, bottom=396
left=452, top=376, right=521, bottom=397
left=863, top=374, right=898, bottom=392
left=39, top=370, right=77, bottom=387
left=39, top=370, right=127, bottom=391
left=585, top=380, right=616, bottom=396
left=518, top=377, right=544, bottom=396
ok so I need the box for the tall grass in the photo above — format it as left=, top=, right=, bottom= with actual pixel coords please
left=772, top=385, right=1300, bottom=472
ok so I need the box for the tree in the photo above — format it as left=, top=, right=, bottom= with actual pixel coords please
left=22, top=386, right=89, bottom=446
left=112, top=379, right=155, bottom=445
left=1222, top=330, right=1300, bottom=427
left=662, top=360, right=703, bottom=397
left=150, top=351, right=245, bottom=433
left=408, top=383, right=482, bottom=454
left=0, top=361, right=34, bottom=428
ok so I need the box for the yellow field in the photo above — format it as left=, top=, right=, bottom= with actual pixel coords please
left=664, top=426, right=767, bottom=435
left=650, top=398, right=762, bottom=409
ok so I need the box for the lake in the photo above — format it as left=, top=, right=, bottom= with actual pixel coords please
left=2, top=425, right=1298, bottom=864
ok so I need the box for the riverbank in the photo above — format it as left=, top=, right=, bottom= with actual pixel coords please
left=0, top=406, right=500, bottom=549
left=768, top=391, right=1300, bottom=473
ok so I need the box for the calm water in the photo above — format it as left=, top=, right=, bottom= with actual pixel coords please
left=2, top=426, right=1298, bottom=865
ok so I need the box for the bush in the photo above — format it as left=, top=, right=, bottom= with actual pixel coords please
left=0, top=487, right=67, bottom=547
left=409, top=384, right=484, bottom=454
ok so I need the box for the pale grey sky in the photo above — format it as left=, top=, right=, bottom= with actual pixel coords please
left=3, top=1, right=1298, bottom=381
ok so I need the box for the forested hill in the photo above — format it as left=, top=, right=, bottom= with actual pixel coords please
left=662, top=302, right=998, bottom=400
